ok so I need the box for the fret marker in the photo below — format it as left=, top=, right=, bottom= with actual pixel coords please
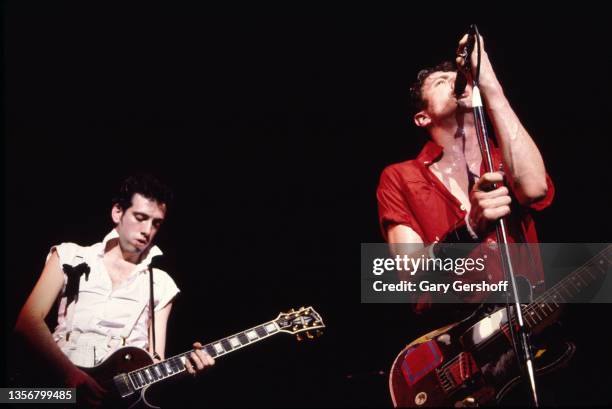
left=264, top=323, right=277, bottom=333
left=229, top=337, right=240, bottom=348
left=213, top=343, right=224, bottom=353
left=246, top=331, right=258, bottom=341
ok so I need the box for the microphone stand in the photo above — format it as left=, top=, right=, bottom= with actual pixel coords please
left=463, top=24, right=540, bottom=407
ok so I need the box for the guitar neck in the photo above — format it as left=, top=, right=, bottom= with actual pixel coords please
left=126, top=319, right=281, bottom=390
left=521, top=244, right=611, bottom=329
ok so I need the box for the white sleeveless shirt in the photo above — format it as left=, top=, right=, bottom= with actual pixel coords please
left=50, top=229, right=180, bottom=366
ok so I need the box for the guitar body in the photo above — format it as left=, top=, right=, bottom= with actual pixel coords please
left=389, top=305, right=575, bottom=407
left=79, top=347, right=157, bottom=409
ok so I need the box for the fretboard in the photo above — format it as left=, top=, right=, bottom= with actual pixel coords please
left=126, top=320, right=281, bottom=390
left=520, top=245, right=611, bottom=329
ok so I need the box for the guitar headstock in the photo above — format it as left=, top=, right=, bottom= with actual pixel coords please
left=275, top=306, right=325, bottom=340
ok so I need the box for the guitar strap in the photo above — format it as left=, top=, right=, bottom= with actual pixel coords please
left=63, top=251, right=87, bottom=336
left=147, top=264, right=161, bottom=360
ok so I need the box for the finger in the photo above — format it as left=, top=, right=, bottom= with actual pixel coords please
left=472, top=187, right=505, bottom=202
left=455, top=56, right=465, bottom=69
left=193, top=341, right=203, bottom=349
left=196, top=351, right=214, bottom=367
left=89, top=386, right=104, bottom=400
left=457, top=34, right=469, bottom=51
left=191, top=352, right=205, bottom=370
left=480, top=171, right=504, bottom=184
left=477, top=34, right=485, bottom=49
left=479, top=195, right=512, bottom=209
left=456, top=34, right=469, bottom=67
left=184, top=359, right=195, bottom=374
left=474, top=186, right=510, bottom=200
left=86, top=380, right=106, bottom=399
left=474, top=172, right=504, bottom=191
left=482, top=206, right=511, bottom=221
left=92, top=378, right=107, bottom=395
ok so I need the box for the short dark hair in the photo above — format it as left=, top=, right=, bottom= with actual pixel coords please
left=409, top=60, right=456, bottom=115
left=112, top=173, right=173, bottom=211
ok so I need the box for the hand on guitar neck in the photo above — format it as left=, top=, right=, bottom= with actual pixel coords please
left=183, top=342, right=215, bottom=376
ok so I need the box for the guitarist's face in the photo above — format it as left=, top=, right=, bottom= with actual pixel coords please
left=112, top=193, right=167, bottom=256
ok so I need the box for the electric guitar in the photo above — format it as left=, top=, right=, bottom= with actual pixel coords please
left=76, top=306, right=325, bottom=408
left=389, top=245, right=610, bottom=407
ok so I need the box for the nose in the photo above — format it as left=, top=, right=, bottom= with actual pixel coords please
left=141, top=220, right=153, bottom=239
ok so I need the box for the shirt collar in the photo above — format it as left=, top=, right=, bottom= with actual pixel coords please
left=416, top=140, right=444, bottom=167
left=98, top=229, right=164, bottom=270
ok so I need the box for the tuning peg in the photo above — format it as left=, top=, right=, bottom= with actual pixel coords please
left=316, top=329, right=323, bottom=337
left=306, top=331, right=314, bottom=339
left=293, top=325, right=299, bottom=332
left=296, top=334, right=303, bottom=342
left=290, top=308, right=295, bottom=313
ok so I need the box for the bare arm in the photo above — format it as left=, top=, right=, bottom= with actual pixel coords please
left=148, top=302, right=172, bottom=360
left=14, top=250, right=80, bottom=378
left=457, top=34, right=548, bottom=206
left=14, top=250, right=106, bottom=401
left=387, top=225, right=435, bottom=280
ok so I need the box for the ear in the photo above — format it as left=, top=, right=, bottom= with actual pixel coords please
left=414, top=110, right=431, bottom=128
left=111, top=204, right=124, bottom=225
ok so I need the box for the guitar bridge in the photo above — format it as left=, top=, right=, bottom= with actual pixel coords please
left=436, top=367, right=456, bottom=393
left=113, top=373, right=136, bottom=398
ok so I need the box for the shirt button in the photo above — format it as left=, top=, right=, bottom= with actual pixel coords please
left=460, top=205, right=466, bottom=211
left=487, top=239, right=498, bottom=250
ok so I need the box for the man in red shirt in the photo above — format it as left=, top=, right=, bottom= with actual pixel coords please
left=379, top=33, right=612, bottom=407
left=377, top=34, right=554, bottom=309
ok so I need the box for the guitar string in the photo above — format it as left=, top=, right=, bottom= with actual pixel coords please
left=436, top=245, right=610, bottom=375
left=128, top=315, right=323, bottom=388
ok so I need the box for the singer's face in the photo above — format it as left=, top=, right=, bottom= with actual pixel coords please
left=421, top=71, right=471, bottom=118
left=111, top=193, right=167, bottom=255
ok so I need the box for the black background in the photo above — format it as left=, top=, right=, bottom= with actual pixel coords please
left=5, top=3, right=612, bottom=407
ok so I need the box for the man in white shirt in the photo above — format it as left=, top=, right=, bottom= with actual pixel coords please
left=15, top=174, right=214, bottom=406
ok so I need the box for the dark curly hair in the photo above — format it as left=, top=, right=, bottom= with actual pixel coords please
left=112, top=173, right=173, bottom=211
left=409, top=60, right=457, bottom=116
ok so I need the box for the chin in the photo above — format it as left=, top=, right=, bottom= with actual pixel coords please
left=456, top=100, right=472, bottom=111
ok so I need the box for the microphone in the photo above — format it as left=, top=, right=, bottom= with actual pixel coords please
left=454, top=69, right=468, bottom=98
left=454, top=25, right=477, bottom=97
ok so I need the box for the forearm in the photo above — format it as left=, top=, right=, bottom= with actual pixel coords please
left=480, top=74, right=548, bottom=205
left=14, top=315, right=78, bottom=379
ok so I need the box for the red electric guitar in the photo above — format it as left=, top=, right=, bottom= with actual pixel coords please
left=389, top=245, right=610, bottom=407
